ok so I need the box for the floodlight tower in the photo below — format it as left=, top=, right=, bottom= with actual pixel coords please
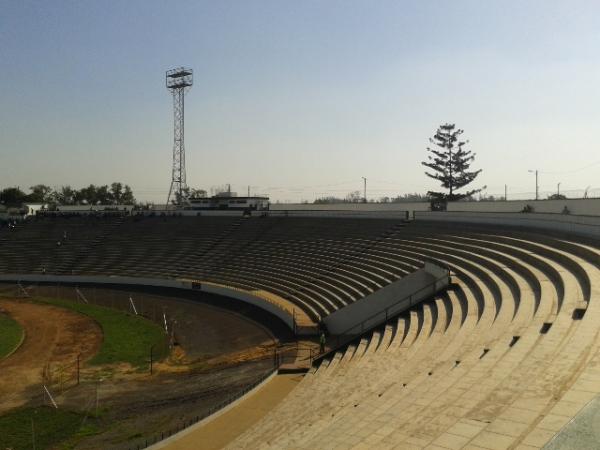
left=166, top=67, right=193, bottom=207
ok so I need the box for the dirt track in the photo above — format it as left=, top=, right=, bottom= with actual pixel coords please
left=0, top=288, right=292, bottom=449
left=0, top=299, right=102, bottom=412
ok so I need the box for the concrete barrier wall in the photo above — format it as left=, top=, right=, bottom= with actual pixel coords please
left=271, top=199, right=600, bottom=216
left=200, top=284, right=295, bottom=330
left=0, top=274, right=295, bottom=331
left=323, top=263, right=450, bottom=335
left=29, top=198, right=600, bottom=217
left=265, top=210, right=409, bottom=219
left=415, top=211, right=600, bottom=239
left=446, top=198, right=600, bottom=215
left=271, top=202, right=431, bottom=212
left=0, top=274, right=191, bottom=289
left=137, top=209, right=409, bottom=219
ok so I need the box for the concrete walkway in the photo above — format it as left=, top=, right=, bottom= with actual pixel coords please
left=543, top=394, right=600, bottom=450
left=151, top=374, right=302, bottom=450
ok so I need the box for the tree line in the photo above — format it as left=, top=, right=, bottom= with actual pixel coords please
left=0, top=183, right=136, bottom=207
left=313, top=193, right=429, bottom=204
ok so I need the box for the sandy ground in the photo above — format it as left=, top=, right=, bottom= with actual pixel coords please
left=33, top=285, right=281, bottom=361
left=0, top=288, right=294, bottom=449
left=151, top=374, right=303, bottom=450
left=0, top=299, right=102, bottom=412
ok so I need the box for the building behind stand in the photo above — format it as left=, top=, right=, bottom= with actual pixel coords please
left=186, top=194, right=269, bottom=211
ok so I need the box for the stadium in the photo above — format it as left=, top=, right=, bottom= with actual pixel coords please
left=2, top=203, right=600, bottom=449
left=3, top=3, right=600, bottom=450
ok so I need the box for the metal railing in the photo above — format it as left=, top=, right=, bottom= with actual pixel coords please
left=275, top=346, right=316, bottom=367
left=313, top=271, right=450, bottom=365
left=124, top=365, right=279, bottom=450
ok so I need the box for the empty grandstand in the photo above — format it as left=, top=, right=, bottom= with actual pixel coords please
left=2, top=210, right=600, bottom=448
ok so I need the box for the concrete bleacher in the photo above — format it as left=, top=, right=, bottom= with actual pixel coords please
left=0, top=215, right=411, bottom=324
left=4, top=213, right=600, bottom=449
left=225, top=223, right=600, bottom=449
left=0, top=215, right=122, bottom=275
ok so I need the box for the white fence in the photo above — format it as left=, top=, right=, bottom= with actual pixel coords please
left=415, top=211, right=600, bottom=239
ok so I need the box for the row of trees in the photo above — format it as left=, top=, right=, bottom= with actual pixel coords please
left=0, top=183, right=135, bottom=207
left=313, top=193, right=429, bottom=204
left=0, top=123, right=544, bottom=208
left=172, top=186, right=207, bottom=205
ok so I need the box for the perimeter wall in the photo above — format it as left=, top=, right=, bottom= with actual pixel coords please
left=272, top=198, right=600, bottom=215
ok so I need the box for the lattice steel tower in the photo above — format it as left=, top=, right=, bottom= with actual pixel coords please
left=166, top=67, right=193, bottom=206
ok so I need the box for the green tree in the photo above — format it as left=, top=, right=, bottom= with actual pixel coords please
left=390, top=193, right=429, bottom=203
left=171, top=186, right=205, bottom=205
left=422, top=123, right=484, bottom=202
left=51, top=186, right=76, bottom=205
left=0, top=187, right=28, bottom=206
left=548, top=193, right=567, bottom=200
left=110, top=182, right=124, bottom=204
left=74, top=185, right=96, bottom=204
left=74, top=184, right=109, bottom=205
left=121, top=185, right=135, bottom=204
left=172, top=187, right=190, bottom=205
left=27, top=184, right=53, bottom=203
left=313, top=196, right=343, bottom=204
left=96, top=185, right=111, bottom=204
left=49, top=183, right=136, bottom=205
left=345, top=191, right=362, bottom=203
left=189, top=188, right=207, bottom=198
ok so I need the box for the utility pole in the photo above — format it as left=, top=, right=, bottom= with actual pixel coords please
left=362, top=177, right=367, bottom=203
left=505, top=184, right=507, bottom=201
left=557, top=182, right=561, bottom=196
left=248, top=185, right=250, bottom=197
left=528, top=170, right=539, bottom=200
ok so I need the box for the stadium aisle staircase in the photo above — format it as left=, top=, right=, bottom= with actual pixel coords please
left=226, top=227, right=600, bottom=450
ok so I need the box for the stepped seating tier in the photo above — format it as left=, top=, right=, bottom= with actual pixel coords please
left=5, top=216, right=600, bottom=449
left=226, top=223, right=600, bottom=450
left=0, top=216, right=412, bottom=323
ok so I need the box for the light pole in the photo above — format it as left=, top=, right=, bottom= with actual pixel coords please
left=362, top=177, right=367, bottom=203
left=528, top=170, right=539, bottom=200
left=557, top=182, right=561, bottom=197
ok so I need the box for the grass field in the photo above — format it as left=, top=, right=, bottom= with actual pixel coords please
left=0, top=311, right=24, bottom=359
left=0, top=406, right=99, bottom=450
left=36, top=297, right=168, bottom=367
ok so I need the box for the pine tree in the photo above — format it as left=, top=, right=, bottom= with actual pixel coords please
left=422, top=123, right=483, bottom=202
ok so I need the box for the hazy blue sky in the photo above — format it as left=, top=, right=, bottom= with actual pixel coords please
left=2, top=1, right=600, bottom=202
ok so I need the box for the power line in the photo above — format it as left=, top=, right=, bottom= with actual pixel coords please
left=539, top=160, right=600, bottom=175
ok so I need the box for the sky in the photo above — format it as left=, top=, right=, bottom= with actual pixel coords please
left=1, top=0, right=600, bottom=203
